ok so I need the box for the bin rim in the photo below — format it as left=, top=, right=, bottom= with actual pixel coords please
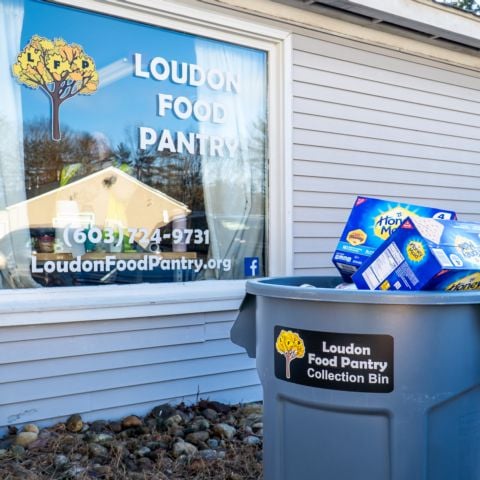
left=245, top=276, right=480, bottom=305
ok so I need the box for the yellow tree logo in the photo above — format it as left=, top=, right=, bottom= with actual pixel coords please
left=276, top=330, right=305, bottom=379
left=12, top=35, right=99, bottom=141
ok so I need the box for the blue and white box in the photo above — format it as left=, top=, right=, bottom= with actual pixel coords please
left=332, top=196, right=456, bottom=282
left=353, top=217, right=480, bottom=291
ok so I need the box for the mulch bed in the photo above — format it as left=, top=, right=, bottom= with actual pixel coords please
left=0, top=400, right=263, bottom=480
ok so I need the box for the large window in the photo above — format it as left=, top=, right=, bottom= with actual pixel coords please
left=0, top=0, right=268, bottom=288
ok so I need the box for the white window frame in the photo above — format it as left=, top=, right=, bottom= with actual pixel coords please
left=0, top=0, right=292, bottom=325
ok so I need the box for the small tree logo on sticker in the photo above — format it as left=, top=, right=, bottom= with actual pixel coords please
left=12, top=35, right=99, bottom=141
left=275, top=330, right=305, bottom=379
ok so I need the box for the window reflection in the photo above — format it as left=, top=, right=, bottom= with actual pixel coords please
left=0, top=0, right=267, bottom=288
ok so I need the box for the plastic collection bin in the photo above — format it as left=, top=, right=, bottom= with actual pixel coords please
left=231, top=276, right=480, bottom=480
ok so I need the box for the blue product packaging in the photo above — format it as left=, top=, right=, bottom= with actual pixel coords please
left=352, top=217, right=480, bottom=291
left=332, top=196, right=456, bottom=282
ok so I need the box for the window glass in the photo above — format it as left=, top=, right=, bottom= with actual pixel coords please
left=0, top=0, right=267, bottom=288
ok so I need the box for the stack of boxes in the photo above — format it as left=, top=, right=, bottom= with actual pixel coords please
left=332, top=196, right=480, bottom=292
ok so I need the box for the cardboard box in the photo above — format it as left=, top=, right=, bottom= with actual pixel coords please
left=352, top=217, right=480, bottom=291
left=332, top=196, right=456, bottom=282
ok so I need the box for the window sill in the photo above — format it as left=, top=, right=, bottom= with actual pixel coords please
left=0, top=280, right=247, bottom=327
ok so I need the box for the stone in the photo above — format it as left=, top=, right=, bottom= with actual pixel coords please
left=90, top=420, right=107, bottom=433
left=169, top=427, right=185, bottom=438
left=135, top=446, right=151, bottom=457
left=15, top=431, right=38, bottom=447
left=23, top=423, right=39, bottom=434
left=228, top=473, right=243, bottom=480
left=246, top=413, right=263, bottom=425
left=109, top=421, right=123, bottom=433
left=0, top=449, right=7, bottom=457
left=26, top=437, right=49, bottom=450
left=201, top=408, right=218, bottom=421
left=172, top=440, right=198, bottom=458
left=123, top=425, right=149, bottom=437
left=66, top=414, right=83, bottom=433
left=54, top=454, right=70, bottom=467
left=186, top=430, right=210, bottom=445
left=122, top=415, right=142, bottom=429
left=39, top=429, right=55, bottom=440
left=10, top=444, right=26, bottom=457
left=191, top=417, right=210, bottom=431
left=177, top=409, right=193, bottom=424
left=129, top=473, right=147, bottom=480
left=197, top=449, right=218, bottom=461
left=240, top=403, right=263, bottom=416
left=93, top=465, right=112, bottom=477
left=147, top=435, right=171, bottom=449
left=137, top=456, right=153, bottom=469
left=89, top=433, right=114, bottom=444
left=88, top=443, right=109, bottom=458
left=243, top=435, right=261, bottom=446
left=164, top=414, right=183, bottom=428
left=206, top=401, right=231, bottom=414
left=66, top=465, right=86, bottom=478
left=0, top=438, right=13, bottom=449
left=224, top=415, right=237, bottom=426
left=144, top=418, right=157, bottom=431
left=53, top=422, right=66, bottom=432
left=207, top=438, right=219, bottom=449
left=213, top=423, right=236, bottom=440
left=146, top=448, right=164, bottom=462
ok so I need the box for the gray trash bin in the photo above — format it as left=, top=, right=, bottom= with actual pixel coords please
left=231, top=276, right=480, bottom=480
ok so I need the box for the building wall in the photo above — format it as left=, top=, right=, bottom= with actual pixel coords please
left=0, top=282, right=260, bottom=435
left=292, top=30, right=480, bottom=276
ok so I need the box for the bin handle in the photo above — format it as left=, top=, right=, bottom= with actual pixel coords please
left=230, top=293, right=256, bottom=358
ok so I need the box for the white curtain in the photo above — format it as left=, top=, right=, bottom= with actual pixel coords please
left=195, top=40, right=266, bottom=279
left=0, top=0, right=37, bottom=288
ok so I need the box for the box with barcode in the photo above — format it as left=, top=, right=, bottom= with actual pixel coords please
left=332, top=196, right=456, bottom=282
left=352, top=217, right=480, bottom=291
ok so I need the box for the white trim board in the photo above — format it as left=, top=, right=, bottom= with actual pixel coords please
left=0, top=280, right=247, bottom=327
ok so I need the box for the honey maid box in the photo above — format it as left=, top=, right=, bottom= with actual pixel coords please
left=332, top=196, right=457, bottom=282
left=352, top=216, right=480, bottom=291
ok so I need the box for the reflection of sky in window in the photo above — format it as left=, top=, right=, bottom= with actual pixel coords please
left=19, top=0, right=264, bottom=149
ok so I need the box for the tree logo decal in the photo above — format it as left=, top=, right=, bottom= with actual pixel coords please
left=12, top=35, right=99, bottom=141
left=275, top=329, right=305, bottom=379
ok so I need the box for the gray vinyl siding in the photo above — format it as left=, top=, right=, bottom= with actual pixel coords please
left=0, top=309, right=260, bottom=434
left=292, top=33, right=480, bottom=276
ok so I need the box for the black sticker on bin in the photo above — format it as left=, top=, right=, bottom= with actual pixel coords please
left=274, top=326, right=393, bottom=393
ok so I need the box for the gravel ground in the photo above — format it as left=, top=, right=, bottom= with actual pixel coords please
left=0, top=400, right=263, bottom=480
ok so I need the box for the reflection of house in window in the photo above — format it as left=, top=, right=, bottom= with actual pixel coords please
left=1, top=166, right=191, bottom=252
